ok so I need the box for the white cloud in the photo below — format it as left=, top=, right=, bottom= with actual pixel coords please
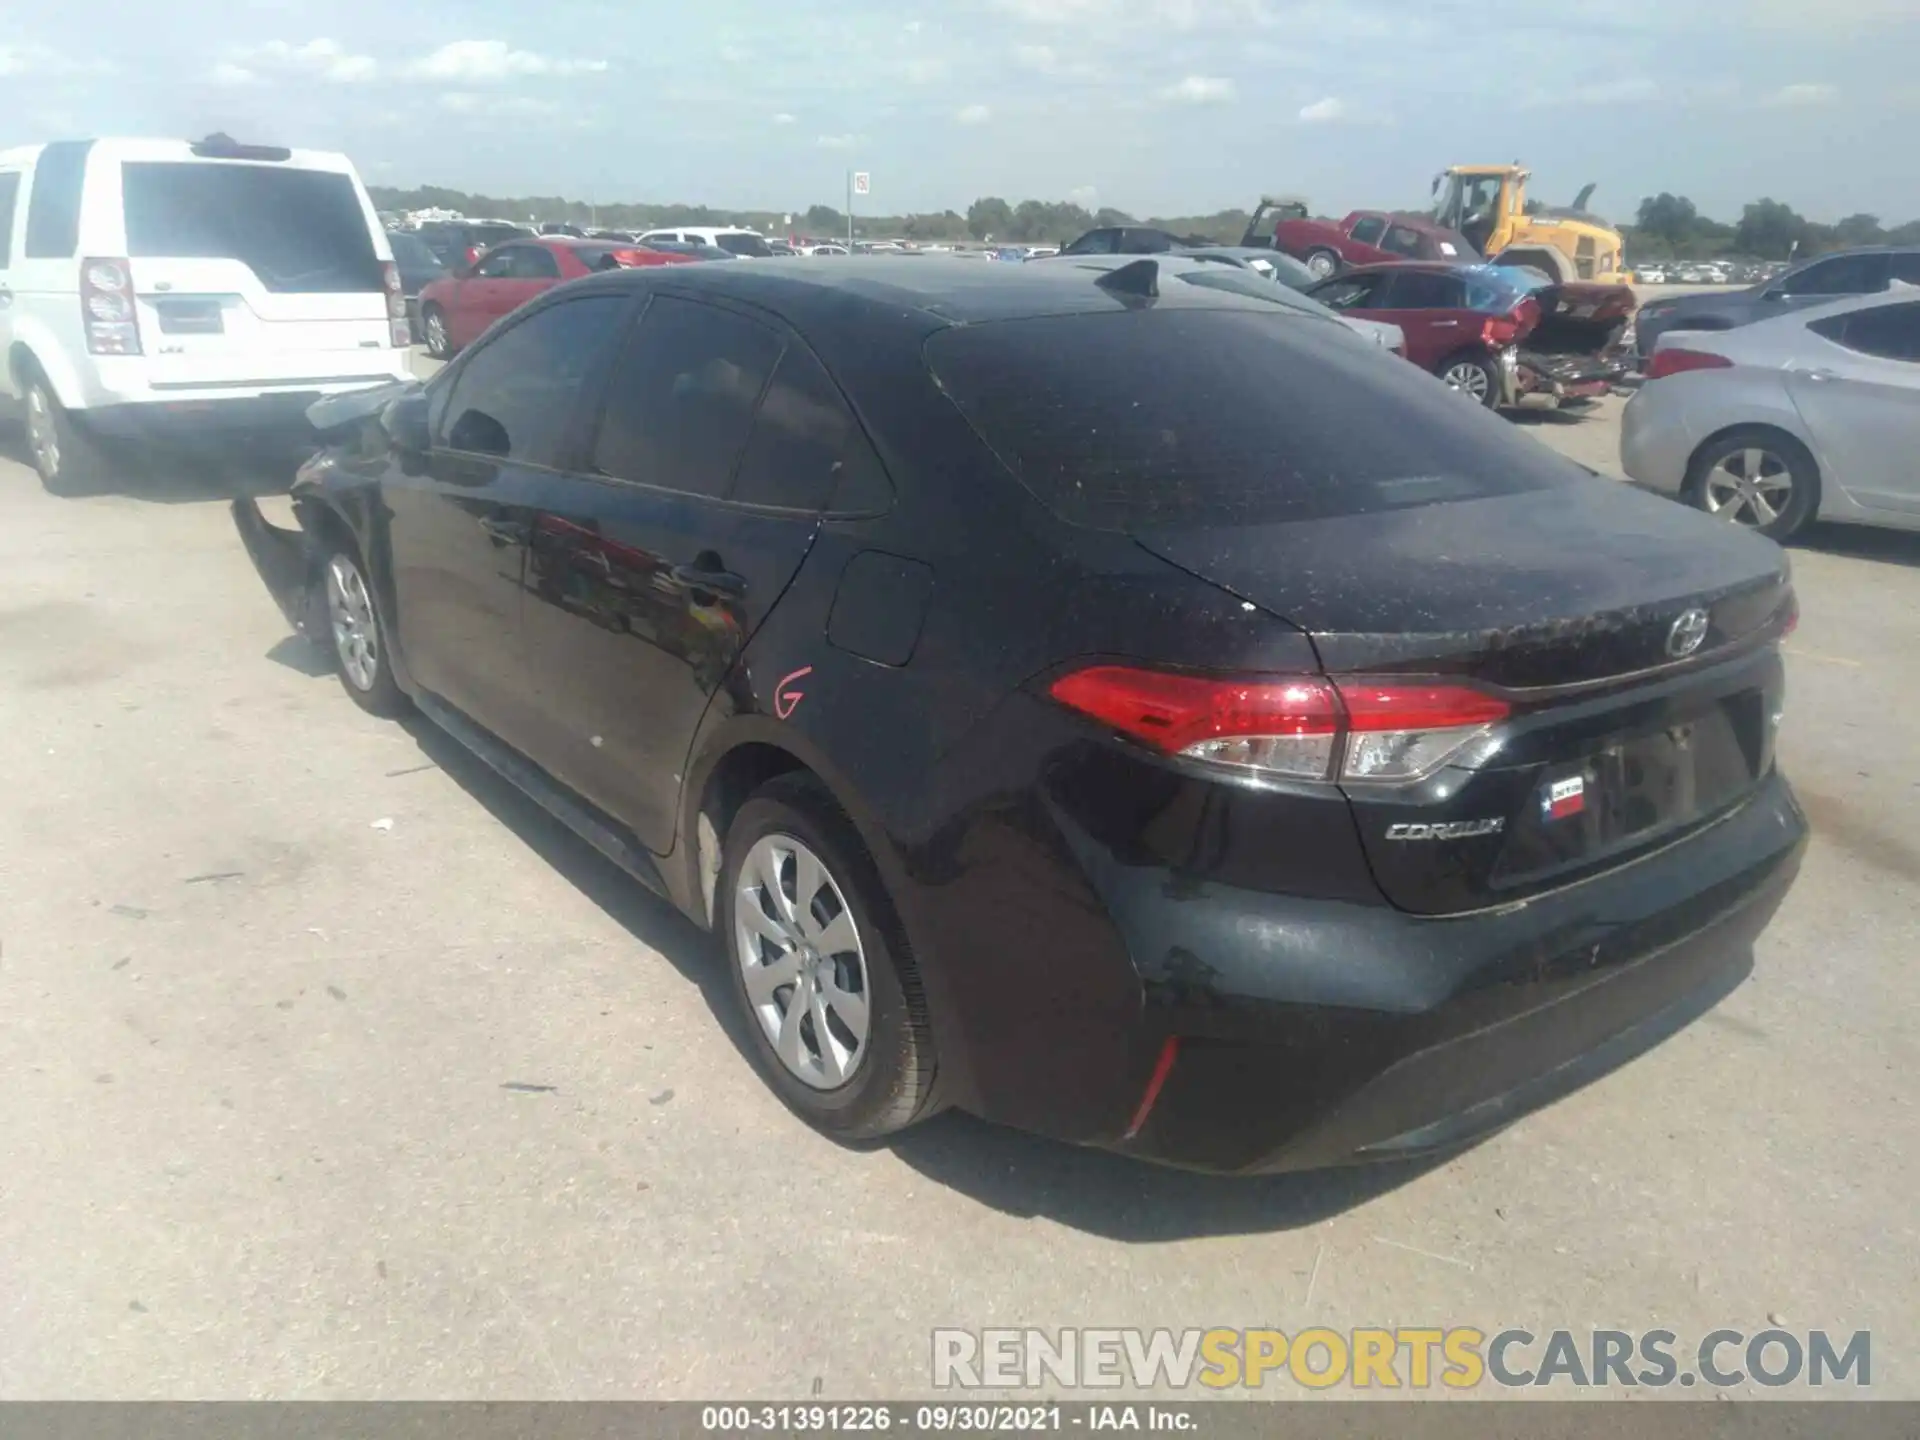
left=904, top=19, right=924, bottom=33
left=0, top=42, right=114, bottom=77
left=904, top=57, right=947, bottom=83
left=1159, top=75, right=1236, bottom=105
left=1014, top=43, right=1058, bottom=70
left=816, top=133, right=857, bottom=149
left=1298, top=95, right=1345, bottom=122
left=991, top=0, right=1109, bottom=21
left=956, top=103, right=993, bottom=125
left=1570, top=76, right=1656, bottom=104
left=1067, top=184, right=1099, bottom=208
left=1769, top=81, right=1836, bottom=106
left=229, top=38, right=379, bottom=84
left=407, top=40, right=608, bottom=82
left=772, top=112, right=797, bottom=125
left=209, top=62, right=260, bottom=86
left=439, top=92, right=564, bottom=118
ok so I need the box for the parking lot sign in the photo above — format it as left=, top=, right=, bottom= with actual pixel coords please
left=853, top=172, right=871, bottom=196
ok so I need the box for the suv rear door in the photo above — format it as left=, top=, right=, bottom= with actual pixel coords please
left=115, top=157, right=393, bottom=384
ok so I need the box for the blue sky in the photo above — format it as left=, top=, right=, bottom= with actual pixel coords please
left=4, top=0, right=1916, bottom=221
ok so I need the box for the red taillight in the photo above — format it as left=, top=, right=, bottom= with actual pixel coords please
left=466, top=245, right=482, bottom=266
left=1644, top=347, right=1733, bottom=381
left=1048, top=665, right=1510, bottom=784
left=381, top=260, right=409, bottom=348
left=80, top=257, right=141, bottom=356
left=1482, top=315, right=1520, bottom=347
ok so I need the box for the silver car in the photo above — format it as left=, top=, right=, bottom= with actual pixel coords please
left=1621, top=289, right=1920, bottom=540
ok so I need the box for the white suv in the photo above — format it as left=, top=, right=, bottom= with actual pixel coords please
left=0, top=135, right=413, bottom=493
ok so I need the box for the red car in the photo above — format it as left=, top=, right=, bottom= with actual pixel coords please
left=418, top=237, right=696, bottom=358
left=1271, top=209, right=1479, bottom=278
left=1308, top=262, right=1636, bottom=408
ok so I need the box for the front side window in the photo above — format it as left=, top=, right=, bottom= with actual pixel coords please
left=1311, top=275, right=1384, bottom=311
left=475, top=248, right=519, bottom=278
left=715, top=232, right=775, bottom=257
left=1063, top=230, right=1116, bottom=256
left=590, top=295, right=783, bottom=498
left=437, top=296, right=628, bottom=467
left=1348, top=216, right=1388, bottom=246
left=1381, top=225, right=1424, bottom=258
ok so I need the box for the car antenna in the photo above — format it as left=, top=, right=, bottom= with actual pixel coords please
left=1095, top=258, right=1159, bottom=299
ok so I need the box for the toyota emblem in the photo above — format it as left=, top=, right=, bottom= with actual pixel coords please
left=1666, top=608, right=1710, bottom=658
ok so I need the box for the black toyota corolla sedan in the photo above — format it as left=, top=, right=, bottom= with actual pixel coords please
left=233, top=257, right=1805, bottom=1173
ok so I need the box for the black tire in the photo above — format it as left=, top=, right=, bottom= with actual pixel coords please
left=421, top=303, right=453, bottom=360
left=315, top=544, right=410, bottom=717
left=23, top=373, right=113, bottom=496
left=719, top=774, right=938, bottom=1141
left=1436, top=352, right=1500, bottom=407
left=1684, top=427, right=1820, bottom=542
left=1304, top=248, right=1341, bottom=279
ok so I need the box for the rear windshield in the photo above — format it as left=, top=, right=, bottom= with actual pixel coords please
left=121, top=162, right=382, bottom=293
left=714, top=232, right=774, bottom=257
left=926, top=308, right=1577, bottom=531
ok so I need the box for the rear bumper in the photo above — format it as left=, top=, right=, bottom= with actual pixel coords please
left=231, top=496, right=321, bottom=636
left=1517, top=349, right=1631, bottom=401
left=1063, top=770, right=1805, bottom=1173
left=1619, top=388, right=1695, bottom=495
left=73, top=353, right=413, bottom=418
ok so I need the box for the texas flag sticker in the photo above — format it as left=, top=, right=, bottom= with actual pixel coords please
left=1543, top=775, right=1587, bottom=822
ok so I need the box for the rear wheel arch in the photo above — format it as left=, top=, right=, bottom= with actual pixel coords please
left=9, top=342, right=79, bottom=408
left=1495, top=245, right=1573, bottom=282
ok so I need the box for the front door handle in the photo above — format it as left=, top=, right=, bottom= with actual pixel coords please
left=669, top=563, right=747, bottom=600
left=1431, top=319, right=1460, bottom=327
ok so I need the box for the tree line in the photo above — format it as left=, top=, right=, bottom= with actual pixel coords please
left=367, top=183, right=1252, bottom=244
left=368, top=183, right=1919, bottom=259
left=1629, top=194, right=1920, bottom=261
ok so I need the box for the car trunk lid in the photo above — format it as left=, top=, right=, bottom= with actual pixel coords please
left=1132, top=481, right=1792, bottom=914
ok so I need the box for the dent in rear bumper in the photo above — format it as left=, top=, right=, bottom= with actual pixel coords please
left=1059, top=770, right=1805, bottom=1173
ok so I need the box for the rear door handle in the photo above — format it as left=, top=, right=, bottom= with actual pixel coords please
left=1431, top=319, right=1460, bottom=328
left=669, top=563, right=747, bottom=599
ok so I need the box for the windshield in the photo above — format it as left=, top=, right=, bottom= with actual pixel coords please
left=927, top=308, right=1573, bottom=531
left=120, top=162, right=382, bottom=292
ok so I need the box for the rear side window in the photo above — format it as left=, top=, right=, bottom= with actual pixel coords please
left=0, top=173, right=20, bottom=267
left=121, top=162, right=382, bottom=292
left=24, top=140, right=92, bottom=259
left=1381, top=271, right=1464, bottom=308
left=437, top=295, right=628, bottom=467
left=508, top=247, right=561, bottom=279
left=715, top=233, right=774, bottom=258
left=732, top=343, right=889, bottom=513
left=1380, top=225, right=1424, bottom=257
left=590, top=295, right=783, bottom=498
left=1310, top=274, right=1385, bottom=310
left=1812, top=302, right=1920, bottom=362
left=1778, top=253, right=1889, bottom=297
left=927, top=308, right=1575, bottom=531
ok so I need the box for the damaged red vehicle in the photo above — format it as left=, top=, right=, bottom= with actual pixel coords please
left=1242, top=199, right=1480, bottom=278
left=1307, top=262, right=1635, bottom=408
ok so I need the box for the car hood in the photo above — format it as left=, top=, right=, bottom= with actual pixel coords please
left=1131, top=476, right=1790, bottom=686
left=305, top=378, right=422, bottom=439
left=1642, top=286, right=1765, bottom=318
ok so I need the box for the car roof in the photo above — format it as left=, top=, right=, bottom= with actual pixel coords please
left=0, top=137, right=358, bottom=172
left=552, top=254, right=1336, bottom=335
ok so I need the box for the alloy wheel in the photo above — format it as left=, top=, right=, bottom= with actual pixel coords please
left=326, top=556, right=380, bottom=692
left=1442, top=361, right=1491, bottom=402
left=735, top=833, right=870, bottom=1090
left=26, top=385, right=60, bottom=478
left=425, top=311, right=448, bottom=356
left=1703, top=448, right=1794, bottom=528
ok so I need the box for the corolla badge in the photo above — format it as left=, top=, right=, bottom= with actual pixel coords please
left=774, top=666, right=813, bottom=720
left=1385, top=819, right=1505, bottom=841
left=1666, top=607, right=1710, bottom=659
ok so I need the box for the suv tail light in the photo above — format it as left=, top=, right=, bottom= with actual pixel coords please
left=81, top=258, right=142, bottom=356
left=1482, top=314, right=1521, bottom=347
left=382, top=261, right=410, bottom=347
left=1049, top=666, right=1510, bottom=785
left=1644, top=347, right=1733, bottom=380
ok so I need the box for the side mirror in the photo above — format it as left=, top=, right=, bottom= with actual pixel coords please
left=381, top=391, right=432, bottom=454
